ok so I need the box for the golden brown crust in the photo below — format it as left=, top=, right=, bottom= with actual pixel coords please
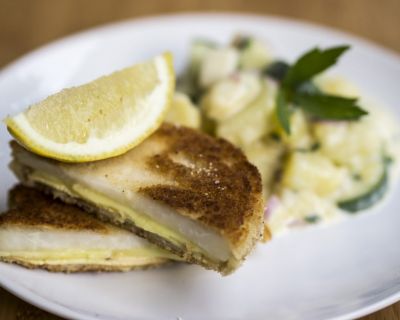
left=0, top=256, right=169, bottom=273
left=263, top=225, right=272, bottom=242
left=139, top=124, right=264, bottom=254
left=0, top=185, right=110, bottom=233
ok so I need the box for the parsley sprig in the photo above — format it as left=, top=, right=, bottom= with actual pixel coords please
left=266, top=46, right=368, bottom=134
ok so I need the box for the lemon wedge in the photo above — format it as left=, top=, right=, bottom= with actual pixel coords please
left=5, top=53, right=175, bottom=162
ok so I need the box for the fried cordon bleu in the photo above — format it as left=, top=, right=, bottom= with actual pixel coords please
left=0, top=185, right=173, bottom=272
left=10, top=123, right=266, bottom=275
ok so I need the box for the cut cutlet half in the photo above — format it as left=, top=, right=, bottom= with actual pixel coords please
left=10, top=123, right=266, bottom=275
left=0, top=185, right=174, bottom=272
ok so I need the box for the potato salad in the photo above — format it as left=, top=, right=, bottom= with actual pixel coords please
left=168, top=36, right=400, bottom=236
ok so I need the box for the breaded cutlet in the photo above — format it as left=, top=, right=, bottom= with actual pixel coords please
left=10, top=123, right=267, bottom=275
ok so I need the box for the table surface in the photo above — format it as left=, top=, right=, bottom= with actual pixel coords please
left=0, top=0, right=399, bottom=319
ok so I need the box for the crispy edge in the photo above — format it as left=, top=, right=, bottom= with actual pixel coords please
left=0, top=256, right=170, bottom=273
left=0, top=184, right=111, bottom=233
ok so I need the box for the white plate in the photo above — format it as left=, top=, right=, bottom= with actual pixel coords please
left=1, top=13, right=400, bottom=320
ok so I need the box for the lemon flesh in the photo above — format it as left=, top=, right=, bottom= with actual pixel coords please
left=6, top=53, right=175, bottom=162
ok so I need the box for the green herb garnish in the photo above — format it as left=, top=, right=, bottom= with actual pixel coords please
left=310, top=142, right=320, bottom=151
left=273, top=46, right=368, bottom=134
left=295, top=142, right=321, bottom=153
left=264, top=61, right=290, bottom=81
left=294, top=93, right=367, bottom=120
left=276, top=88, right=291, bottom=134
left=304, top=215, right=320, bottom=223
left=233, top=36, right=252, bottom=50
left=283, top=46, right=349, bottom=88
left=269, top=131, right=281, bottom=142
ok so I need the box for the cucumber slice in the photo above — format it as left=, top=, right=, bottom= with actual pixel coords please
left=337, top=158, right=390, bottom=213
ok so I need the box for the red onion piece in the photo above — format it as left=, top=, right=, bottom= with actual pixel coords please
left=264, top=195, right=279, bottom=220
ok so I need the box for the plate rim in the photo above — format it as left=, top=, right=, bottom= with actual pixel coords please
left=1, top=12, right=400, bottom=320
